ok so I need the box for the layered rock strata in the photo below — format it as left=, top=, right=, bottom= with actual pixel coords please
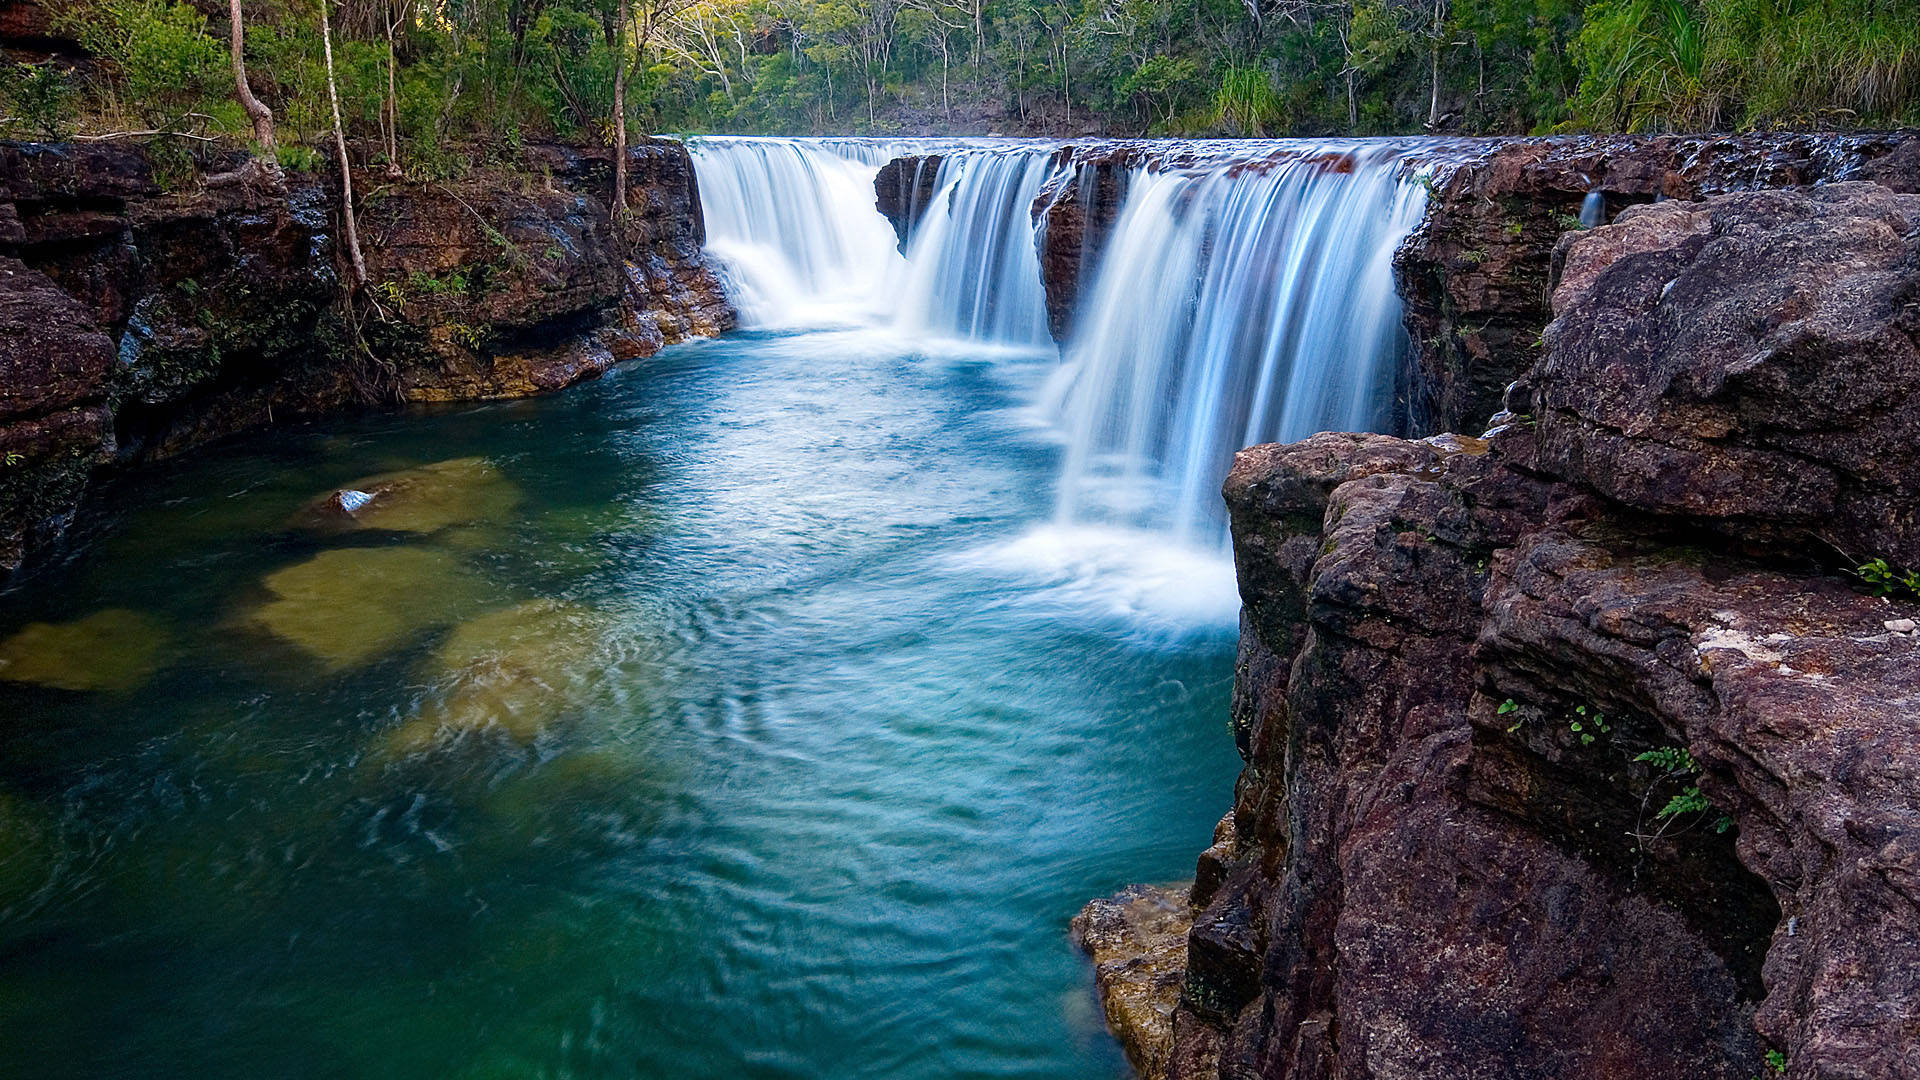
left=1082, top=182, right=1920, bottom=1080
left=0, top=138, right=732, bottom=584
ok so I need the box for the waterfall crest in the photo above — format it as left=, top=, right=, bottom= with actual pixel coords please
left=685, top=137, right=1429, bottom=549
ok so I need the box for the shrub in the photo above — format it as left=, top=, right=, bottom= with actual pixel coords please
left=0, top=62, right=76, bottom=140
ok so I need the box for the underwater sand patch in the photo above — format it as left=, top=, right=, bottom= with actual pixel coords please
left=290, top=457, right=523, bottom=536
left=0, top=609, right=169, bottom=692
left=380, top=599, right=609, bottom=756
left=248, top=546, right=485, bottom=670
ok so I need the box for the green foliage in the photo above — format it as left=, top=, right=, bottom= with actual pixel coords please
left=1634, top=746, right=1697, bottom=773
left=1855, top=557, right=1920, bottom=599
left=274, top=143, right=324, bottom=173
left=64, top=0, right=231, bottom=126
left=1, top=62, right=77, bottom=139
left=1214, top=67, right=1287, bottom=136
left=1568, top=704, right=1610, bottom=745
left=40, top=0, right=1920, bottom=152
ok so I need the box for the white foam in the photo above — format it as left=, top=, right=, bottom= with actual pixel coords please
left=949, top=525, right=1242, bottom=635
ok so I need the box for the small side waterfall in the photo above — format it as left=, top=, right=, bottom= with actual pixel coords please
left=1048, top=147, right=1428, bottom=542
left=688, top=138, right=906, bottom=327
left=685, top=137, right=1430, bottom=554
left=894, top=149, right=1056, bottom=346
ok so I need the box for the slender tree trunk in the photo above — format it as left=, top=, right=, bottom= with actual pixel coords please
left=612, top=0, right=628, bottom=217
left=1427, top=0, right=1445, bottom=129
left=321, top=0, right=368, bottom=286
left=384, top=2, right=404, bottom=177
left=230, top=0, right=276, bottom=149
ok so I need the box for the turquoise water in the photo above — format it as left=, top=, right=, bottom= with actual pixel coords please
left=0, top=329, right=1240, bottom=1079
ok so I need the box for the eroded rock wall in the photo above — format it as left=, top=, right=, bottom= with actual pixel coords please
left=0, top=138, right=732, bottom=585
left=1085, top=181, right=1920, bottom=1080
left=1397, top=131, right=1920, bottom=435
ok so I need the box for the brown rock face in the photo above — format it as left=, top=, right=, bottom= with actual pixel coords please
left=1072, top=884, right=1195, bottom=1080
left=873, top=154, right=944, bottom=250
left=0, top=137, right=733, bottom=585
left=1395, top=131, right=1920, bottom=436
left=1537, top=183, right=1920, bottom=569
left=1090, top=185, right=1920, bottom=1080
left=1031, top=148, right=1129, bottom=341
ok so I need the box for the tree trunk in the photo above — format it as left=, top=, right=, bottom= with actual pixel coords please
left=230, top=0, right=276, bottom=150
left=321, top=0, right=368, bottom=286
left=612, top=0, right=628, bottom=217
left=384, top=2, right=402, bottom=177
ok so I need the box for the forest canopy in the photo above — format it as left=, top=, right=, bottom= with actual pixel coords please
left=4, top=0, right=1917, bottom=152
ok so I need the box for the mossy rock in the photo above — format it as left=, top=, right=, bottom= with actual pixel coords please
left=247, top=546, right=486, bottom=670
left=290, top=457, right=522, bottom=536
left=0, top=608, right=170, bottom=692
left=379, top=599, right=609, bottom=756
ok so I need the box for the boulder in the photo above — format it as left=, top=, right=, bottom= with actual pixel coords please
left=1538, top=183, right=1920, bottom=568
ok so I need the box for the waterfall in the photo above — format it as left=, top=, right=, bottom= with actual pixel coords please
left=687, top=137, right=907, bottom=328
left=893, top=148, right=1056, bottom=346
left=1047, top=146, right=1428, bottom=543
left=684, top=137, right=1429, bottom=549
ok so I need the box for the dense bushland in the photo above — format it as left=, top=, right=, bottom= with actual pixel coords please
left=3, top=0, right=1915, bottom=150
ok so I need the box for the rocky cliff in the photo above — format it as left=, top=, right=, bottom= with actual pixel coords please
left=0, top=138, right=732, bottom=585
left=1395, top=131, right=1920, bottom=435
left=1079, top=181, right=1920, bottom=1080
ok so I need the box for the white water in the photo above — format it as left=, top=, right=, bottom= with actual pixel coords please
left=686, top=136, right=1429, bottom=573
left=1049, top=146, right=1429, bottom=541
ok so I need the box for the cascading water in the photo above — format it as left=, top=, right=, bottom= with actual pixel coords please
left=1047, top=145, right=1429, bottom=542
left=687, top=137, right=1429, bottom=556
left=688, top=137, right=907, bottom=327
left=893, top=149, right=1056, bottom=346
left=692, top=137, right=1059, bottom=346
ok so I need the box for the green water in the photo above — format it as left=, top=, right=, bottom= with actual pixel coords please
left=0, top=329, right=1241, bottom=1079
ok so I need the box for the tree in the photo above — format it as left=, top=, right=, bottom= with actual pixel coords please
left=229, top=0, right=276, bottom=148
left=614, top=0, right=696, bottom=216
left=319, top=0, right=368, bottom=285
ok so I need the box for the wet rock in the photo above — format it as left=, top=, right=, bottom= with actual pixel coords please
left=380, top=599, right=607, bottom=756
left=1031, top=148, right=1129, bottom=341
left=291, top=457, right=522, bottom=535
left=0, top=608, right=168, bottom=691
left=246, top=546, right=484, bottom=670
left=873, top=154, right=944, bottom=250
left=1395, top=130, right=1920, bottom=435
left=1072, top=883, right=1193, bottom=1080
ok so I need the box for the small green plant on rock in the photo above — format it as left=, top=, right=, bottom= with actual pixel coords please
left=1569, top=704, right=1610, bottom=745
left=1854, top=557, right=1920, bottom=600
left=1634, top=744, right=1734, bottom=850
left=1750, top=1048, right=1787, bottom=1080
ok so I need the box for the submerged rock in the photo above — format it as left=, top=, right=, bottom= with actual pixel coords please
left=379, top=599, right=608, bottom=756
left=246, top=546, right=483, bottom=670
left=0, top=608, right=168, bottom=692
left=290, top=457, right=522, bottom=536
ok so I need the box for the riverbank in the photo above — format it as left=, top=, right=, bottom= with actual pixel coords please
left=0, top=137, right=733, bottom=586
